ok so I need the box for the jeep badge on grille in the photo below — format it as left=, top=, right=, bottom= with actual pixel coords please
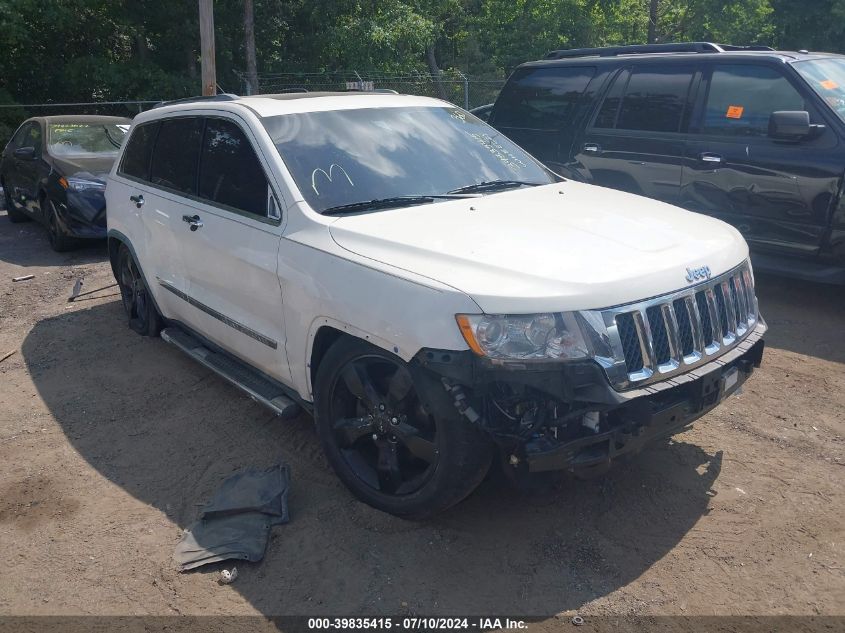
left=685, top=265, right=712, bottom=283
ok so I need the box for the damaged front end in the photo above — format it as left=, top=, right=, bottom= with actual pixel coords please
left=416, top=328, right=764, bottom=475
left=415, top=263, right=767, bottom=475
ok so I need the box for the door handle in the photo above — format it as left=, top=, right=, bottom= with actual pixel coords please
left=699, top=153, right=723, bottom=165
left=129, top=194, right=144, bottom=208
left=182, top=214, right=203, bottom=231
left=583, top=143, right=601, bottom=153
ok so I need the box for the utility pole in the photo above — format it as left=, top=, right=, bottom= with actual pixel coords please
left=244, top=0, right=259, bottom=95
left=199, top=0, right=217, bottom=96
left=648, top=0, right=659, bottom=44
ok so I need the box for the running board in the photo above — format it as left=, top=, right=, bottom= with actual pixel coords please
left=160, top=326, right=301, bottom=419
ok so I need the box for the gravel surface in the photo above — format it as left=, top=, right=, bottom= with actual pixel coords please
left=0, top=208, right=842, bottom=622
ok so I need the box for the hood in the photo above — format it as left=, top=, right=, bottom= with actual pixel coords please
left=51, top=154, right=117, bottom=181
left=328, top=181, right=750, bottom=314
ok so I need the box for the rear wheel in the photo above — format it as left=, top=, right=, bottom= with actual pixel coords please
left=3, top=183, right=29, bottom=223
left=314, top=337, right=492, bottom=518
left=45, top=198, right=73, bottom=252
left=116, top=245, right=162, bottom=336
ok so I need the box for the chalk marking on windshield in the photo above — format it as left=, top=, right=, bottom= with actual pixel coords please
left=311, top=164, right=354, bottom=195
left=468, top=132, right=528, bottom=172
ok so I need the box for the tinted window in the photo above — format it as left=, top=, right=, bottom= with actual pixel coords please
left=594, top=69, right=630, bottom=128
left=262, top=106, right=555, bottom=214
left=13, top=122, right=42, bottom=152
left=615, top=66, right=694, bottom=133
left=119, top=122, right=160, bottom=181
left=199, top=118, right=268, bottom=217
left=702, top=65, right=806, bottom=137
left=150, top=117, right=204, bottom=194
left=10, top=123, right=33, bottom=149
left=492, top=67, right=595, bottom=129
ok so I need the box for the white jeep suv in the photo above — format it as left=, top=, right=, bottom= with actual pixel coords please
left=106, top=92, right=766, bottom=518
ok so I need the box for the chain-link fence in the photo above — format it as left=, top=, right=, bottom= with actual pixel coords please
left=0, top=71, right=506, bottom=147
left=241, top=71, right=506, bottom=110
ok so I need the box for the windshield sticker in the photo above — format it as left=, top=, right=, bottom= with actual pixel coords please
left=820, top=79, right=839, bottom=90
left=726, top=105, right=745, bottom=119
left=311, top=164, right=354, bottom=196
left=468, top=132, right=528, bottom=172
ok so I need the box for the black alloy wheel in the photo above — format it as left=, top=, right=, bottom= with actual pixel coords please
left=315, top=338, right=492, bottom=518
left=329, top=354, right=437, bottom=496
left=117, top=245, right=161, bottom=336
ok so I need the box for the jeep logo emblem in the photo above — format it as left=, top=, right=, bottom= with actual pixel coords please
left=685, top=265, right=712, bottom=283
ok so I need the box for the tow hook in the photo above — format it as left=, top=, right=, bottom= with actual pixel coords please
left=441, top=378, right=481, bottom=424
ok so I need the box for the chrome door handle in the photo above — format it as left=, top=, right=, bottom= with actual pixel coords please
left=129, top=194, right=144, bottom=208
left=182, top=214, right=203, bottom=231
left=699, top=153, right=723, bottom=164
left=583, top=143, right=601, bottom=153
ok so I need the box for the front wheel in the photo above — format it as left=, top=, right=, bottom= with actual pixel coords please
left=314, top=338, right=492, bottom=519
left=45, top=198, right=73, bottom=252
left=116, top=245, right=162, bottom=336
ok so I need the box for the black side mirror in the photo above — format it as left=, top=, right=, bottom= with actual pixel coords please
left=13, top=146, right=36, bottom=160
left=768, top=111, right=814, bottom=141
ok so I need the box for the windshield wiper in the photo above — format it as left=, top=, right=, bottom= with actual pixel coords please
left=447, top=180, right=544, bottom=195
left=322, top=194, right=468, bottom=216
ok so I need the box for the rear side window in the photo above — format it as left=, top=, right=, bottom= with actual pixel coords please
left=701, top=65, right=807, bottom=137
left=492, top=66, right=595, bottom=129
left=119, top=122, right=160, bottom=181
left=150, top=117, right=204, bottom=195
left=597, top=66, right=695, bottom=133
left=199, top=118, right=269, bottom=217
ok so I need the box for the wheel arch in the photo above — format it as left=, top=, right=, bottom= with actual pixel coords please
left=107, top=229, right=166, bottom=318
left=306, top=319, right=412, bottom=400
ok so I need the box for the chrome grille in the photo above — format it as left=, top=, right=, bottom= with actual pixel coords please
left=588, top=262, right=760, bottom=390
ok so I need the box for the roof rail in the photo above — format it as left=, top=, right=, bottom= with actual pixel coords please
left=543, top=42, right=773, bottom=60
left=151, top=93, right=240, bottom=109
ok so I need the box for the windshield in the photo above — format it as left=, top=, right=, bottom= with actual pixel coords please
left=47, top=123, right=129, bottom=157
left=261, top=106, right=556, bottom=214
left=793, top=58, right=845, bottom=123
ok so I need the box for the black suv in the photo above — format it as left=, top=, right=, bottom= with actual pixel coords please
left=488, top=42, right=845, bottom=283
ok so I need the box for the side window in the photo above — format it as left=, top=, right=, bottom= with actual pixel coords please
left=702, top=65, right=807, bottom=137
left=491, top=66, right=596, bottom=129
left=118, top=122, right=160, bottom=181
left=25, top=123, right=42, bottom=151
left=199, top=118, right=270, bottom=218
left=10, top=123, right=34, bottom=149
left=150, top=117, right=204, bottom=195
left=593, top=69, right=630, bottom=129
left=611, top=66, right=695, bottom=133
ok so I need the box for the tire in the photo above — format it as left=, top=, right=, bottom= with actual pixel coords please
left=44, top=197, right=73, bottom=252
left=3, top=183, right=29, bottom=223
left=314, top=337, right=492, bottom=519
left=116, top=245, right=162, bottom=337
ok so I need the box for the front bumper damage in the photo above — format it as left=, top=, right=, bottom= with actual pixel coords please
left=414, top=321, right=766, bottom=474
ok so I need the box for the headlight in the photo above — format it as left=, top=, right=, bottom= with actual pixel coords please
left=456, top=312, right=591, bottom=361
left=61, top=177, right=106, bottom=192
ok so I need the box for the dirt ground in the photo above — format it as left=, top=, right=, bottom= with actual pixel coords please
left=0, top=207, right=843, bottom=625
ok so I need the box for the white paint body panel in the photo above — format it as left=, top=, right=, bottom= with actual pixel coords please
left=107, top=94, right=751, bottom=403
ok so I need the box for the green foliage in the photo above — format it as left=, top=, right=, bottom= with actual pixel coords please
left=0, top=0, right=842, bottom=136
